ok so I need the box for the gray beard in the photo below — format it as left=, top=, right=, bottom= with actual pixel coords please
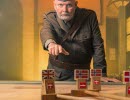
left=57, top=14, right=73, bottom=21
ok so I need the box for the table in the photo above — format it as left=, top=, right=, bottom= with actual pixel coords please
left=0, top=81, right=129, bottom=100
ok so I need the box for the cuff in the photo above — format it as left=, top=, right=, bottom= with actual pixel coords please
left=45, top=39, right=56, bottom=49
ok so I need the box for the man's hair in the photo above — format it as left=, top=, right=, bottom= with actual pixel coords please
left=54, top=0, right=76, bottom=2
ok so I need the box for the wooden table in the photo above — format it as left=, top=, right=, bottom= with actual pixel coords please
left=0, top=81, right=129, bottom=100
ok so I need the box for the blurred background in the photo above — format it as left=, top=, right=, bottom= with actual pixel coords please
left=0, top=0, right=130, bottom=81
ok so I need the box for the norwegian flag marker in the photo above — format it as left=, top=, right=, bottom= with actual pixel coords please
left=90, top=69, right=102, bottom=77
left=126, top=83, right=130, bottom=97
left=123, top=71, right=130, bottom=82
left=42, top=70, right=55, bottom=95
left=74, top=69, right=89, bottom=80
left=42, top=69, right=55, bottom=79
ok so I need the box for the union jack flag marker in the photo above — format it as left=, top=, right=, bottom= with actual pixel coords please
left=74, top=69, right=89, bottom=80
left=89, top=69, right=102, bottom=91
left=90, top=69, right=102, bottom=78
left=42, top=69, right=55, bottom=95
left=74, top=69, right=89, bottom=90
left=42, top=69, right=55, bottom=79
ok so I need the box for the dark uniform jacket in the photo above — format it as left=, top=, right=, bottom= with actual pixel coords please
left=40, top=7, right=107, bottom=81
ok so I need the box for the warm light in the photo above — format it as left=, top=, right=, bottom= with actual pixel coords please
left=114, top=0, right=129, bottom=7
left=0, top=12, right=2, bottom=17
left=127, top=17, right=130, bottom=51
left=108, top=0, right=130, bottom=8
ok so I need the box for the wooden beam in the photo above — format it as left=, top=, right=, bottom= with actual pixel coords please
left=71, top=90, right=98, bottom=97
left=84, top=90, right=130, bottom=100
left=57, top=94, right=91, bottom=100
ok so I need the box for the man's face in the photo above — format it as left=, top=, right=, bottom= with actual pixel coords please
left=54, top=0, right=77, bottom=21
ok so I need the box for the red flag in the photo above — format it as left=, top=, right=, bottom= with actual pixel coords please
left=94, top=80, right=100, bottom=85
left=47, top=82, right=54, bottom=89
left=79, top=82, right=87, bottom=89
left=75, top=69, right=89, bottom=80
left=42, top=69, right=55, bottom=79
left=90, top=69, right=102, bottom=77
left=124, top=71, right=130, bottom=82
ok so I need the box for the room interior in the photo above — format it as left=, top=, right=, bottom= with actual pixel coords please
left=0, top=0, right=130, bottom=81
left=1, top=0, right=130, bottom=100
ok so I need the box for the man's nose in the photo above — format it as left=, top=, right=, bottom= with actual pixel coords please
left=62, top=5, right=68, bottom=12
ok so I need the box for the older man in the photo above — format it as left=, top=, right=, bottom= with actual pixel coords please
left=40, top=0, right=107, bottom=81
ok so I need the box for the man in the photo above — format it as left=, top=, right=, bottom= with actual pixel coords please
left=40, top=0, right=107, bottom=81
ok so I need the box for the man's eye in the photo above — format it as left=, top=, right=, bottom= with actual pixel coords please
left=67, top=4, right=72, bottom=8
left=58, top=4, right=63, bottom=7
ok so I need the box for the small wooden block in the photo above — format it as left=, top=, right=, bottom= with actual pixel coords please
left=42, top=79, right=55, bottom=95
left=71, top=90, right=98, bottom=97
left=123, top=71, right=130, bottom=83
left=76, top=78, right=87, bottom=90
left=90, top=76, right=101, bottom=91
left=42, top=94, right=56, bottom=100
left=126, top=82, right=130, bottom=97
left=74, top=69, right=89, bottom=80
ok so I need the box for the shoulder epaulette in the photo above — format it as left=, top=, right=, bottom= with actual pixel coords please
left=45, top=10, right=56, bottom=16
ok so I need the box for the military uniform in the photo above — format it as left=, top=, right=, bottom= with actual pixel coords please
left=40, top=7, right=107, bottom=81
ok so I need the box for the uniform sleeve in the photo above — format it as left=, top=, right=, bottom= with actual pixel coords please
left=40, top=14, right=56, bottom=50
left=45, top=39, right=56, bottom=49
left=90, top=11, right=107, bottom=75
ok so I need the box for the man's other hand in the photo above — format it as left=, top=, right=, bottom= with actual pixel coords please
left=48, top=42, right=69, bottom=56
